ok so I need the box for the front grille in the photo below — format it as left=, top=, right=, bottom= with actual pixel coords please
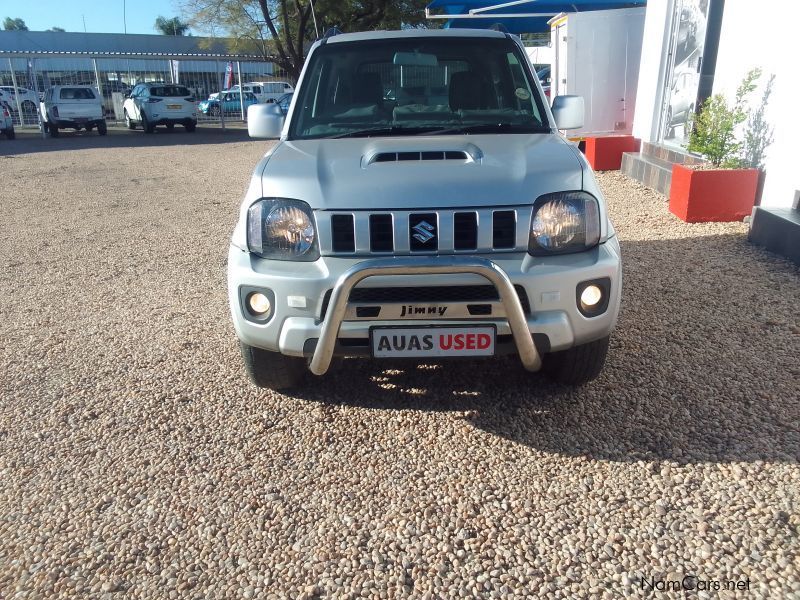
left=493, top=210, right=516, bottom=249
left=331, top=214, right=355, bottom=252
left=453, top=212, right=478, bottom=250
left=319, top=285, right=531, bottom=320
left=321, top=206, right=531, bottom=256
left=369, top=214, right=393, bottom=252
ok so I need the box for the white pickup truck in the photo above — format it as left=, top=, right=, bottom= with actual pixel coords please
left=40, top=85, right=107, bottom=137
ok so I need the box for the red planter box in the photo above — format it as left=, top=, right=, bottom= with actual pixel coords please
left=669, top=164, right=759, bottom=223
left=584, top=135, right=640, bottom=171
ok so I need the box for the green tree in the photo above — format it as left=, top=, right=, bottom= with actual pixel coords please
left=741, top=74, right=775, bottom=170
left=3, top=17, right=28, bottom=30
left=182, top=0, right=431, bottom=83
left=155, top=15, right=190, bottom=36
left=48, top=27, right=66, bottom=32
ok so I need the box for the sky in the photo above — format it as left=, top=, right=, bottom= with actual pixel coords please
left=1, top=0, right=186, bottom=35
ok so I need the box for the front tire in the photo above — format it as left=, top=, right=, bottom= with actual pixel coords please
left=240, top=343, right=306, bottom=391
left=210, top=105, right=221, bottom=117
left=49, top=126, right=59, bottom=138
left=4, top=126, right=14, bottom=140
left=543, top=335, right=610, bottom=386
left=97, top=121, right=107, bottom=136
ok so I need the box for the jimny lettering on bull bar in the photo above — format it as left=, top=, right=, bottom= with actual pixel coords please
left=399, top=305, right=448, bottom=317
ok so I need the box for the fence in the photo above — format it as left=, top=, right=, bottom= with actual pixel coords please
left=0, top=54, right=286, bottom=128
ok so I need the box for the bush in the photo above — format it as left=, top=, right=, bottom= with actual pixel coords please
left=687, top=68, right=761, bottom=168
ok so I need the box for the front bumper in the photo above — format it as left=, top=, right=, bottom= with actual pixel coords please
left=228, top=238, right=622, bottom=375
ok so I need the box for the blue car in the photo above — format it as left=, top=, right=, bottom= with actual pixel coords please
left=198, top=91, right=258, bottom=117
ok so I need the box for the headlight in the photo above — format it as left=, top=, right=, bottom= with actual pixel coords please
left=247, top=198, right=319, bottom=261
left=528, top=191, right=601, bottom=255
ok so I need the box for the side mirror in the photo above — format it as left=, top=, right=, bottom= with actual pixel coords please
left=248, top=103, right=284, bottom=139
left=551, top=95, right=584, bottom=130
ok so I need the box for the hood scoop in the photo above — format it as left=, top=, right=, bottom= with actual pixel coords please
left=361, top=141, right=483, bottom=168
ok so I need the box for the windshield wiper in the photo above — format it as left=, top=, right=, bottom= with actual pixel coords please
left=427, top=123, right=551, bottom=135
left=331, top=125, right=445, bottom=139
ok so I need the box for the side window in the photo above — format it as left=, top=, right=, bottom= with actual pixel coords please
left=270, top=83, right=281, bottom=94
left=284, top=83, right=291, bottom=90
left=252, top=86, right=261, bottom=94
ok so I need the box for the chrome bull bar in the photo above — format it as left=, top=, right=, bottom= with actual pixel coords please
left=309, top=256, right=542, bottom=375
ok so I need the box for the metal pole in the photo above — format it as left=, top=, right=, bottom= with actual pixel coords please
left=92, top=57, right=106, bottom=121
left=216, top=60, right=225, bottom=131
left=7, top=57, right=25, bottom=127
left=309, top=0, right=320, bottom=38
left=236, top=60, right=245, bottom=121
left=28, top=58, right=45, bottom=139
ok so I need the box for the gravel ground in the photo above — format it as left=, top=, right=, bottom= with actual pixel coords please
left=1, top=128, right=799, bottom=599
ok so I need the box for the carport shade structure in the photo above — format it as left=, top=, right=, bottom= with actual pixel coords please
left=426, top=0, right=646, bottom=33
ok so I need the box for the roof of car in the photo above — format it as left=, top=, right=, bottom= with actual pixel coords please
left=325, top=28, right=507, bottom=44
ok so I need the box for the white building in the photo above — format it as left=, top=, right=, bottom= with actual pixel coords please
left=625, top=0, right=799, bottom=263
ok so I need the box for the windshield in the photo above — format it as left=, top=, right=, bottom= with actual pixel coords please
left=149, top=85, right=191, bottom=97
left=289, top=36, right=549, bottom=140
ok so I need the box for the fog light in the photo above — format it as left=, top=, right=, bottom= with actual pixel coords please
left=580, top=284, right=603, bottom=307
left=576, top=278, right=611, bottom=318
left=247, top=292, right=271, bottom=316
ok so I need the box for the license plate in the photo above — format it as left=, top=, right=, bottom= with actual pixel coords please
left=167, top=104, right=182, bottom=110
left=371, top=326, right=495, bottom=358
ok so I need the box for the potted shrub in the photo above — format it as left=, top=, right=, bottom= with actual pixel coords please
left=669, top=69, right=773, bottom=223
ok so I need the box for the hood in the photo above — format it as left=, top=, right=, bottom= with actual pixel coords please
left=259, top=134, right=583, bottom=210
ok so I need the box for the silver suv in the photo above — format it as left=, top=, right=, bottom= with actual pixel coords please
left=228, top=29, right=622, bottom=390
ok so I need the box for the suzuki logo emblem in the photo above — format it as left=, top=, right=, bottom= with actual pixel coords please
left=412, top=220, right=436, bottom=244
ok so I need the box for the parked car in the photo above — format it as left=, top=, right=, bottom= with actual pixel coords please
left=211, top=81, right=294, bottom=104
left=198, top=91, right=258, bottom=117
left=536, top=66, right=551, bottom=98
left=123, top=83, right=197, bottom=133
left=228, top=29, right=621, bottom=391
left=76, top=80, right=132, bottom=114
left=0, top=86, right=39, bottom=113
left=40, top=85, right=106, bottom=137
left=275, top=92, right=293, bottom=115
left=664, top=69, right=698, bottom=138
left=1, top=99, right=15, bottom=139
